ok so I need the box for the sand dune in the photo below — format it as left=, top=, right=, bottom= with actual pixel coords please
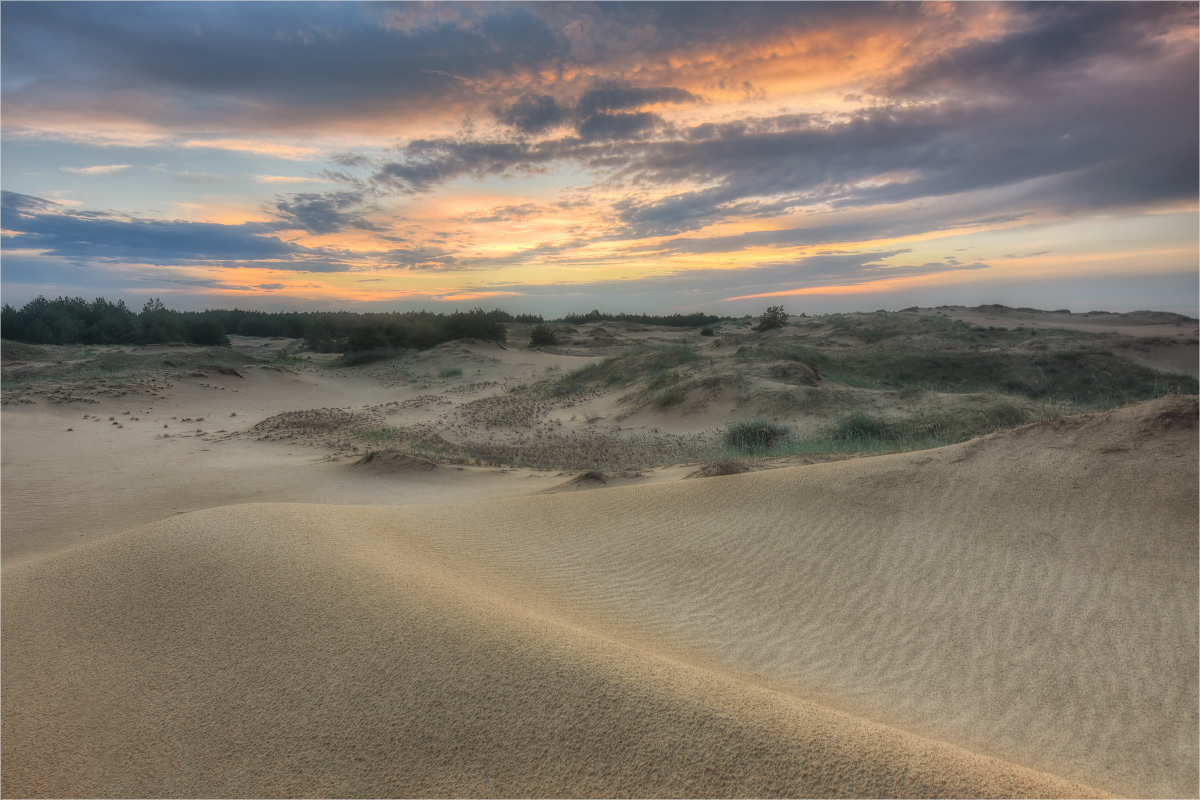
left=4, top=396, right=1195, bottom=797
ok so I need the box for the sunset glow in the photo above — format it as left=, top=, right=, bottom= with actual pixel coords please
left=2, top=1, right=1197, bottom=315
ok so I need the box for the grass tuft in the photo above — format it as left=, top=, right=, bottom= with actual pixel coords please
left=724, top=420, right=793, bottom=451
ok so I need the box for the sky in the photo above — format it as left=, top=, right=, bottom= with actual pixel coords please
left=2, top=1, right=1198, bottom=317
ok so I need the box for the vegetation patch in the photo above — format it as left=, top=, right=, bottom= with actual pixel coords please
left=754, top=305, right=789, bottom=332
left=744, top=342, right=1197, bottom=407
left=724, top=420, right=793, bottom=451
left=550, top=346, right=702, bottom=395
left=529, top=324, right=560, bottom=347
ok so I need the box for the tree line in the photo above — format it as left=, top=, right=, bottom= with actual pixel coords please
left=555, top=309, right=725, bottom=327
left=1, top=296, right=231, bottom=347
left=1, top=296, right=739, bottom=353
left=0, top=296, right=537, bottom=352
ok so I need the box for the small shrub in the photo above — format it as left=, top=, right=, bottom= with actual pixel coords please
left=724, top=420, right=793, bottom=450
left=530, top=324, right=559, bottom=347
left=754, top=306, right=789, bottom=332
left=700, top=327, right=715, bottom=336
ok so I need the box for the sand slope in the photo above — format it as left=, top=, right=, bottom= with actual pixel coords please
left=4, top=397, right=1196, bottom=797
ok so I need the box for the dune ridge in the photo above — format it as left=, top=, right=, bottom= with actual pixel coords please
left=4, top=396, right=1196, bottom=797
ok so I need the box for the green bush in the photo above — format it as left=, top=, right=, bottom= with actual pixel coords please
left=754, top=306, right=788, bottom=332
left=530, top=324, right=559, bottom=347
left=700, top=326, right=715, bottom=336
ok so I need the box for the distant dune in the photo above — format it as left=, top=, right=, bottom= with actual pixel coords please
left=4, top=395, right=1195, bottom=798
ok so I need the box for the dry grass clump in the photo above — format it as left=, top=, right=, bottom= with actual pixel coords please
left=457, top=386, right=558, bottom=429
left=245, top=403, right=718, bottom=471
left=685, top=461, right=751, bottom=479
left=248, top=408, right=409, bottom=451
left=449, top=429, right=716, bottom=472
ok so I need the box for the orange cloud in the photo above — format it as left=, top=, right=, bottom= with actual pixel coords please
left=181, top=139, right=320, bottom=160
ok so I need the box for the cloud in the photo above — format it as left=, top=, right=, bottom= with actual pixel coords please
left=576, top=111, right=662, bottom=142
left=2, top=191, right=62, bottom=217
left=450, top=250, right=990, bottom=311
left=1, top=190, right=350, bottom=271
left=361, top=43, right=1194, bottom=237
left=378, top=245, right=459, bottom=271
left=456, top=203, right=544, bottom=223
left=576, top=85, right=697, bottom=116
left=492, top=94, right=570, bottom=135
left=881, top=3, right=1198, bottom=100
left=182, top=139, right=320, bottom=160
left=491, top=83, right=696, bottom=138
left=60, top=164, right=132, bottom=175
left=370, top=139, right=573, bottom=192
left=1, top=2, right=560, bottom=134
left=272, top=190, right=379, bottom=234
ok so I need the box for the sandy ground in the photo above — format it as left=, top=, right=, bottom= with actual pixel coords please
left=2, top=309, right=1198, bottom=798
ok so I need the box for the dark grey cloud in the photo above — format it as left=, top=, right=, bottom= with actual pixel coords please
left=379, top=245, right=459, bottom=271
left=1, top=190, right=350, bottom=270
left=273, top=190, right=379, bottom=235
left=1, top=191, right=62, bottom=217
left=577, top=111, right=663, bottom=142
left=576, top=85, right=696, bottom=116
left=491, top=83, right=694, bottom=139
left=329, top=153, right=374, bottom=169
left=492, top=94, right=570, bottom=135
left=371, top=138, right=579, bottom=192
